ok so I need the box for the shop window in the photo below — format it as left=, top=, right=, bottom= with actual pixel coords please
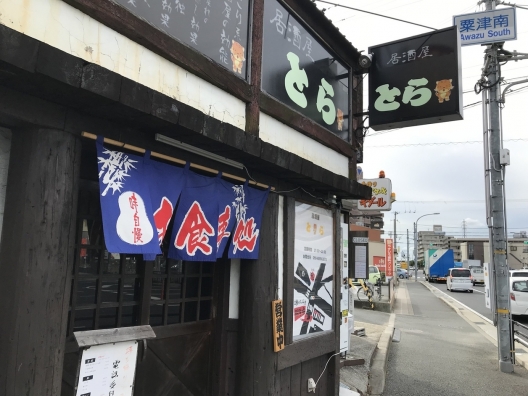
left=68, top=182, right=214, bottom=335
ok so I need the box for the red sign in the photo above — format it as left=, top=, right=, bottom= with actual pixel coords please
left=373, top=256, right=386, bottom=272
left=385, top=239, right=394, bottom=277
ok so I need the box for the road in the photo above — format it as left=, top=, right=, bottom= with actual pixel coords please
left=384, top=281, right=528, bottom=395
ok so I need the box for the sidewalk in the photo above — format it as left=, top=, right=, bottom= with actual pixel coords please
left=339, top=282, right=403, bottom=395
left=421, top=280, right=528, bottom=370
left=340, top=279, right=528, bottom=395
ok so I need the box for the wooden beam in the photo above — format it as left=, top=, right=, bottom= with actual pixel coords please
left=0, top=128, right=81, bottom=396
left=245, top=0, right=265, bottom=137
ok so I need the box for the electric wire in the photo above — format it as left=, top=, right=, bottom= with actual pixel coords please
left=313, top=0, right=437, bottom=30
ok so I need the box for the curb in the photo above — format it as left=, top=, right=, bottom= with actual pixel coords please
left=367, top=313, right=395, bottom=396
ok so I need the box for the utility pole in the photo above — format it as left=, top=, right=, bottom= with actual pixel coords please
left=483, top=0, right=514, bottom=374
left=462, top=219, right=467, bottom=238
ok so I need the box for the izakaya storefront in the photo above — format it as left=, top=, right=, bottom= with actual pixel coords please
left=0, top=0, right=370, bottom=395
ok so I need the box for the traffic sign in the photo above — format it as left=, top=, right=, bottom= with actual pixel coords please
left=453, top=8, right=517, bottom=46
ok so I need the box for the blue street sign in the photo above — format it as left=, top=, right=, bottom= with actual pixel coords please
left=453, top=8, right=517, bottom=46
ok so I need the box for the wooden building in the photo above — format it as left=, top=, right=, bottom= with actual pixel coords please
left=0, top=0, right=370, bottom=395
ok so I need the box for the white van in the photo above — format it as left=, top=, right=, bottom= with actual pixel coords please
left=510, top=278, right=528, bottom=316
left=446, top=268, right=473, bottom=293
left=470, top=267, right=484, bottom=286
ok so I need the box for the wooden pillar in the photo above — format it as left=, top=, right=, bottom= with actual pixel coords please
left=0, top=128, right=81, bottom=396
left=236, top=193, right=279, bottom=395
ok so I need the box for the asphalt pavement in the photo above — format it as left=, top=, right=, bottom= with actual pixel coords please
left=383, top=281, right=528, bottom=396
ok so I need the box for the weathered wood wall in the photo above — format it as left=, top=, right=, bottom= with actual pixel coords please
left=0, top=128, right=81, bottom=396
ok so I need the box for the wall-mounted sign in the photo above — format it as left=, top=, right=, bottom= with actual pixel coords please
left=433, top=225, right=443, bottom=233
left=454, top=8, right=516, bottom=46
left=368, top=27, right=463, bottom=131
left=262, top=0, right=350, bottom=139
left=113, top=0, right=250, bottom=79
left=385, top=239, right=394, bottom=278
left=293, top=203, right=334, bottom=339
left=352, top=237, right=369, bottom=244
left=357, top=178, right=392, bottom=211
left=373, top=256, right=386, bottom=272
left=272, top=299, right=285, bottom=352
left=75, top=340, right=138, bottom=396
left=349, top=231, right=368, bottom=280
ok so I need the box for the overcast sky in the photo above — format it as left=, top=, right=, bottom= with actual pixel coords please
left=315, top=0, right=528, bottom=259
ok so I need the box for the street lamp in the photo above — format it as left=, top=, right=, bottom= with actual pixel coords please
left=414, top=213, right=440, bottom=282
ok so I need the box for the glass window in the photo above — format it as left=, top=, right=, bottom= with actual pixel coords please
left=451, top=269, right=471, bottom=277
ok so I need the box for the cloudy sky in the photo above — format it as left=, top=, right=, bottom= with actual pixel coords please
left=315, top=0, right=528, bottom=259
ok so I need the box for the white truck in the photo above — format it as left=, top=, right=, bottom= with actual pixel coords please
left=470, top=267, right=485, bottom=286
left=463, top=259, right=481, bottom=269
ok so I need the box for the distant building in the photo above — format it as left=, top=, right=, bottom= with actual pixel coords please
left=418, top=230, right=528, bottom=269
left=416, top=230, right=451, bottom=263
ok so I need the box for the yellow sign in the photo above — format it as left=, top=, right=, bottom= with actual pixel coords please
left=272, top=300, right=285, bottom=352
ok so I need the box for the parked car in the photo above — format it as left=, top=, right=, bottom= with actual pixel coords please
left=510, top=278, right=528, bottom=316
left=369, top=266, right=381, bottom=284
left=470, top=267, right=485, bottom=285
left=446, top=268, right=473, bottom=292
left=510, top=269, right=528, bottom=278
left=348, top=266, right=381, bottom=287
left=397, top=268, right=409, bottom=279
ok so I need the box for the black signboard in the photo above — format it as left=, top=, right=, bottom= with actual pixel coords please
left=262, top=0, right=350, bottom=140
left=113, top=0, right=250, bottom=79
left=368, top=26, right=463, bottom=131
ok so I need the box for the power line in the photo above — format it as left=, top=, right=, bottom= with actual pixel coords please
left=313, top=0, right=437, bottom=30
left=367, top=138, right=528, bottom=148
left=395, top=199, right=528, bottom=203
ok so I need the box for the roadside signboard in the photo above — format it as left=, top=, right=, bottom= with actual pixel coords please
left=357, top=178, right=392, bottom=211
left=453, top=8, right=517, bottom=47
left=368, top=26, right=463, bottom=131
left=385, top=239, right=394, bottom=278
left=373, top=256, right=386, bottom=273
left=484, top=262, right=492, bottom=310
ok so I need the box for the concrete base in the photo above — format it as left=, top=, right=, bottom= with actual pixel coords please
left=499, top=360, right=515, bottom=373
left=354, top=299, right=392, bottom=313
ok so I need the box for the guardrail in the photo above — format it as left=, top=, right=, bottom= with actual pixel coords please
left=512, top=320, right=528, bottom=349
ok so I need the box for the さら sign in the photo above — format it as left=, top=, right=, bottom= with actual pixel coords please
left=368, top=26, right=463, bottom=131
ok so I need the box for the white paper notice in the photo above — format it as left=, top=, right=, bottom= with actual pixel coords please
left=293, top=203, right=334, bottom=339
left=76, top=340, right=138, bottom=396
left=354, top=246, right=367, bottom=279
